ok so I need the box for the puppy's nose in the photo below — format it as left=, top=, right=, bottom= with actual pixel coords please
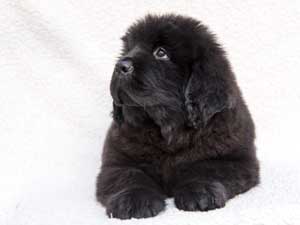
left=116, top=58, right=134, bottom=76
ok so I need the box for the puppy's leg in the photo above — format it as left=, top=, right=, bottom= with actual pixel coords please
left=173, top=157, right=259, bottom=211
left=96, top=166, right=166, bottom=219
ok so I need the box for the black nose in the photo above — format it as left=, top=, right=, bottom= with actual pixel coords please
left=117, top=58, right=134, bottom=75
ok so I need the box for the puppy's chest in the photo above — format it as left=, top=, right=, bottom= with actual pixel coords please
left=137, top=151, right=176, bottom=195
left=121, top=128, right=202, bottom=166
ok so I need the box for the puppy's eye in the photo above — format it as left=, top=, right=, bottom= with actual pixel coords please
left=153, top=47, right=168, bottom=60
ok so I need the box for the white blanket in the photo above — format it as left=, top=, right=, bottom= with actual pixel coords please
left=1, top=1, right=300, bottom=224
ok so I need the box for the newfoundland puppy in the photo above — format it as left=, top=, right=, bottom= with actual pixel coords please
left=96, top=14, right=259, bottom=219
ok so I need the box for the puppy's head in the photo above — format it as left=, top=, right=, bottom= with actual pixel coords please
left=111, top=14, right=237, bottom=131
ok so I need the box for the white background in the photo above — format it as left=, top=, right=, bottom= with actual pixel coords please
left=0, top=1, right=300, bottom=224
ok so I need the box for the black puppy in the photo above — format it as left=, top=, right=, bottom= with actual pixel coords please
left=96, top=14, right=259, bottom=219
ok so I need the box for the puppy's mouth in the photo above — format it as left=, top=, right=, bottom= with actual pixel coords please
left=110, top=70, right=141, bottom=107
left=115, top=89, right=140, bottom=107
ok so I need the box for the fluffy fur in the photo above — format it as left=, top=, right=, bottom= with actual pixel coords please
left=96, top=14, right=259, bottom=219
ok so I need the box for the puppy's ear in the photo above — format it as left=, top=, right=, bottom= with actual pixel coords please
left=112, top=102, right=123, bottom=125
left=185, top=51, right=236, bottom=129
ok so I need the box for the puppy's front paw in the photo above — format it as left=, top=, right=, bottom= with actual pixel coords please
left=106, top=188, right=165, bottom=219
left=174, top=181, right=227, bottom=211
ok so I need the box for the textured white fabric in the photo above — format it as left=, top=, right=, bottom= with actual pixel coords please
left=1, top=0, right=300, bottom=224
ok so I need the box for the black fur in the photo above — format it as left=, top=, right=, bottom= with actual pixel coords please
left=96, top=14, right=259, bottom=219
